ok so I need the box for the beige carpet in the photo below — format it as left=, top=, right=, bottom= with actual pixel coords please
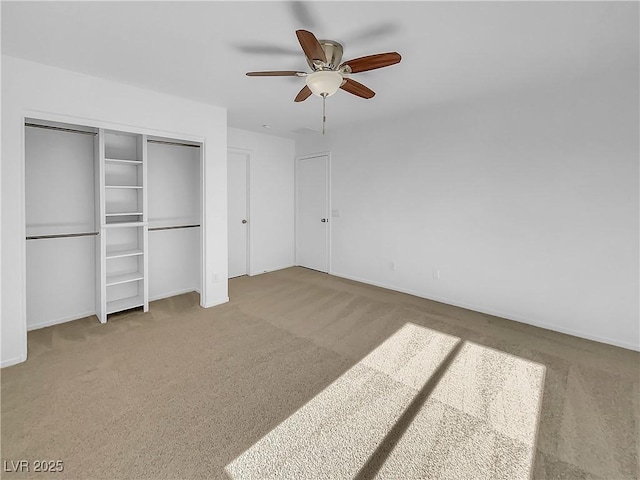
left=1, top=267, right=638, bottom=479
left=226, top=324, right=546, bottom=479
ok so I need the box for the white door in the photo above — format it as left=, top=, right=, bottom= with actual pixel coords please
left=296, top=154, right=329, bottom=272
left=228, top=151, right=249, bottom=278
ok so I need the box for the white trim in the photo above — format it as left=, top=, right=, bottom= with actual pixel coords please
left=1, top=354, right=28, bottom=369
left=327, top=153, right=332, bottom=274
left=199, top=140, right=207, bottom=308
left=246, top=154, right=251, bottom=277
left=248, top=264, right=295, bottom=276
left=203, top=296, right=229, bottom=308
left=330, top=270, right=640, bottom=352
left=23, top=109, right=205, bottom=144
left=149, top=288, right=201, bottom=303
left=294, top=151, right=331, bottom=273
left=28, top=287, right=204, bottom=329
left=27, top=310, right=96, bottom=332
left=20, top=113, right=29, bottom=365
left=141, top=135, right=149, bottom=313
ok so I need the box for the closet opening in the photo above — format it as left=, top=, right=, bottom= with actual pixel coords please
left=25, top=120, right=99, bottom=330
left=24, top=118, right=204, bottom=330
left=146, top=135, right=202, bottom=306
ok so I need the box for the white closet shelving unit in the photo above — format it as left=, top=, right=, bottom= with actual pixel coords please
left=25, top=119, right=202, bottom=329
left=97, top=129, right=149, bottom=321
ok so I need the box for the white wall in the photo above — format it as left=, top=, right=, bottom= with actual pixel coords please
left=2, top=55, right=228, bottom=367
left=228, top=128, right=295, bottom=275
left=297, top=70, right=639, bottom=351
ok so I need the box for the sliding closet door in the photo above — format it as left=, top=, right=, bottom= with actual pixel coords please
left=147, top=141, right=201, bottom=301
left=25, top=124, right=97, bottom=329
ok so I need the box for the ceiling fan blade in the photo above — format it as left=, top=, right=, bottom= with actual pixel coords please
left=296, top=29, right=327, bottom=63
left=246, top=71, right=305, bottom=77
left=341, top=52, right=401, bottom=73
left=340, top=78, right=375, bottom=99
left=294, top=85, right=312, bottom=102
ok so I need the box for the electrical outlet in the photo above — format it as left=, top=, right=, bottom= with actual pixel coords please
left=390, top=261, right=396, bottom=271
left=432, top=269, right=440, bottom=280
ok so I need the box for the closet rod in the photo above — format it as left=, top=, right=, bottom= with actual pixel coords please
left=148, top=224, right=200, bottom=232
left=147, top=139, right=200, bottom=148
left=25, top=123, right=97, bottom=136
left=26, top=231, right=99, bottom=240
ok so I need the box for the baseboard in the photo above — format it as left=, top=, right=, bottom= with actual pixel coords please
left=27, top=310, right=96, bottom=332
left=149, top=288, right=200, bottom=302
left=1, top=353, right=27, bottom=368
left=329, top=271, right=640, bottom=352
left=28, top=291, right=203, bottom=328
left=203, top=296, right=229, bottom=308
left=249, top=264, right=295, bottom=277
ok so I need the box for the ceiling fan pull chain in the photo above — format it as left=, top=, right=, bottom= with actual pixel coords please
left=322, top=93, right=326, bottom=135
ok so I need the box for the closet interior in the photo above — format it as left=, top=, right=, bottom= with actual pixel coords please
left=25, top=119, right=202, bottom=330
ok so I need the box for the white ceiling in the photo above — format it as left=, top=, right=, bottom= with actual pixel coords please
left=2, top=1, right=637, bottom=138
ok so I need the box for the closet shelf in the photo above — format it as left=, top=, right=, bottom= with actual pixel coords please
left=105, top=158, right=142, bottom=165
left=105, top=185, right=143, bottom=189
left=106, top=271, right=144, bottom=287
left=105, top=212, right=144, bottom=217
left=106, top=295, right=144, bottom=315
left=106, top=248, right=143, bottom=259
left=103, top=221, right=146, bottom=229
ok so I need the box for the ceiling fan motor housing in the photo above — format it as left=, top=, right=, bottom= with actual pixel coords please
left=307, top=40, right=344, bottom=71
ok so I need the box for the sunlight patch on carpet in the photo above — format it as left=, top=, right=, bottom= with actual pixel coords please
left=375, top=341, right=546, bottom=479
left=225, top=323, right=545, bottom=479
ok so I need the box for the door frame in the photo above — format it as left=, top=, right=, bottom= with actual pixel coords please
left=227, top=147, right=251, bottom=277
left=294, top=152, right=331, bottom=273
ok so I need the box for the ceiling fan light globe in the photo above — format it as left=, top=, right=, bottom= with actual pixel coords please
left=305, top=71, right=343, bottom=97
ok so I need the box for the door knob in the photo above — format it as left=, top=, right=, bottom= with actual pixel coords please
left=242, top=219, right=247, bottom=224
left=321, top=218, right=327, bottom=223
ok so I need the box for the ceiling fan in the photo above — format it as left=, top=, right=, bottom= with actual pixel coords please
left=246, top=30, right=401, bottom=133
